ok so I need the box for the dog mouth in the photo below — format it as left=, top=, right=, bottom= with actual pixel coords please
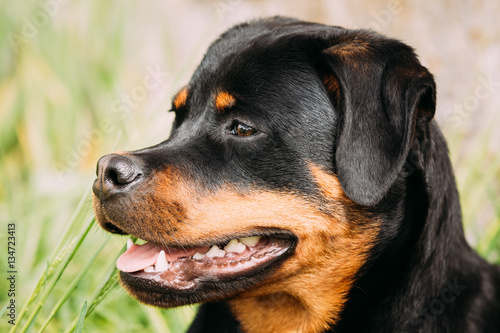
left=116, top=232, right=296, bottom=306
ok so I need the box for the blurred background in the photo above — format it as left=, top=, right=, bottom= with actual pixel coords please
left=1, top=0, right=499, bottom=332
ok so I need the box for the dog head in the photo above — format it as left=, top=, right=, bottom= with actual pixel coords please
left=93, top=17, right=435, bottom=330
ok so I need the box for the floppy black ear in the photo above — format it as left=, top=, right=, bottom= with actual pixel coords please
left=320, top=32, right=436, bottom=206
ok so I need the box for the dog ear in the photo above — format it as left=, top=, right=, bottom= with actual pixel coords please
left=319, top=34, right=436, bottom=206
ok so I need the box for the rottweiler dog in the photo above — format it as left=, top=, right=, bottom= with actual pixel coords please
left=92, top=17, right=500, bottom=333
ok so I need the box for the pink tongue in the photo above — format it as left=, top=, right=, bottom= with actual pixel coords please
left=116, top=243, right=160, bottom=272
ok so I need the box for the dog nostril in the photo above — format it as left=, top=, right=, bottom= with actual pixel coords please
left=102, top=154, right=142, bottom=187
left=93, top=153, right=144, bottom=199
left=105, top=162, right=140, bottom=186
left=107, top=169, right=120, bottom=184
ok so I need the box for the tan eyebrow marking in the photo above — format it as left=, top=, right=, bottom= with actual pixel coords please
left=173, top=87, right=188, bottom=109
left=215, top=91, right=236, bottom=113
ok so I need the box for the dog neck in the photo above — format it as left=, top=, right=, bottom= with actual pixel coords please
left=228, top=268, right=357, bottom=333
left=334, top=123, right=496, bottom=332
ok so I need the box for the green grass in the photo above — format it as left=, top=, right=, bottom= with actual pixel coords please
left=0, top=1, right=200, bottom=332
left=0, top=1, right=499, bottom=332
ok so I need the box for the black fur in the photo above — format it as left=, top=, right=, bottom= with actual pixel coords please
left=94, top=17, right=500, bottom=332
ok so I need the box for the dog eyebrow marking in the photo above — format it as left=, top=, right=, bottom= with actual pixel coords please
left=173, top=87, right=188, bottom=109
left=215, top=91, right=236, bottom=113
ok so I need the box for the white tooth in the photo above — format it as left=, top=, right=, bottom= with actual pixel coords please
left=144, top=266, right=155, bottom=272
left=206, top=245, right=226, bottom=258
left=239, top=236, right=261, bottom=247
left=193, top=252, right=206, bottom=260
left=224, top=239, right=246, bottom=253
left=127, top=239, right=134, bottom=250
left=155, top=250, right=170, bottom=271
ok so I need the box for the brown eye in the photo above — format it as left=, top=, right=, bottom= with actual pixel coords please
left=230, top=121, right=258, bottom=137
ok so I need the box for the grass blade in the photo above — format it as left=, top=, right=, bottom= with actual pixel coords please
left=0, top=303, right=7, bottom=319
left=11, top=190, right=93, bottom=332
left=73, top=301, right=88, bottom=333
left=16, top=218, right=95, bottom=333
left=38, top=236, right=110, bottom=332
left=63, top=243, right=126, bottom=333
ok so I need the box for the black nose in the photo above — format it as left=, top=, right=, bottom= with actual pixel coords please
left=92, top=153, right=144, bottom=199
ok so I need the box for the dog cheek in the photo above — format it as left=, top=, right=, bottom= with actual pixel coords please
left=228, top=165, right=381, bottom=332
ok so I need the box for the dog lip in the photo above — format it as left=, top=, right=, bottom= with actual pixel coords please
left=118, top=232, right=297, bottom=305
left=102, top=222, right=127, bottom=235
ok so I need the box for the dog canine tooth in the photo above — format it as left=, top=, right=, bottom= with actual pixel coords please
left=224, top=239, right=246, bottom=253
left=127, top=239, right=134, bottom=250
left=206, top=245, right=226, bottom=258
left=155, top=250, right=170, bottom=271
left=239, top=236, right=260, bottom=247
left=193, top=252, right=206, bottom=260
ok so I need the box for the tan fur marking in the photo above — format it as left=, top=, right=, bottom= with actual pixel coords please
left=215, top=91, right=236, bottom=112
left=325, top=36, right=373, bottom=71
left=323, top=74, right=342, bottom=103
left=327, top=37, right=371, bottom=59
left=173, top=87, right=188, bottom=109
